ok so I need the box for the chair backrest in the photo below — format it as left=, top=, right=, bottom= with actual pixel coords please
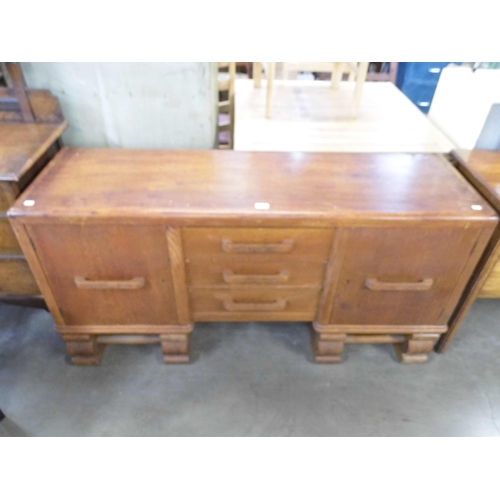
left=0, top=62, right=35, bottom=122
left=0, top=62, right=64, bottom=124
left=217, top=62, right=236, bottom=149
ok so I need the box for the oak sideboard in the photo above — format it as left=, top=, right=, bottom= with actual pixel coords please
left=8, top=149, right=498, bottom=365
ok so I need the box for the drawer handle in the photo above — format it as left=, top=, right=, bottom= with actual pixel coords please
left=365, top=278, right=434, bottom=292
left=222, top=239, right=294, bottom=253
left=74, top=276, right=145, bottom=290
left=216, top=294, right=287, bottom=311
left=223, top=270, right=290, bottom=284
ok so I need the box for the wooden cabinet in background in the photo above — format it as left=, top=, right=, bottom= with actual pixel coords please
left=0, top=62, right=67, bottom=307
left=9, top=149, right=498, bottom=365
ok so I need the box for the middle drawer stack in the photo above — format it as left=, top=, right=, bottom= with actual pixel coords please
left=183, top=228, right=334, bottom=321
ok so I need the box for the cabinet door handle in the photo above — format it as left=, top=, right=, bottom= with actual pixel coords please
left=221, top=239, right=294, bottom=253
left=222, top=270, right=290, bottom=284
left=74, top=276, right=145, bottom=290
left=365, top=278, right=434, bottom=292
left=216, top=294, right=287, bottom=311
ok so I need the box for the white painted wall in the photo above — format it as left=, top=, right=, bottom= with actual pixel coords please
left=21, top=62, right=218, bottom=149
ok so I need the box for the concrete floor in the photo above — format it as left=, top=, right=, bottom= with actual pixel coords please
left=1, top=300, right=500, bottom=437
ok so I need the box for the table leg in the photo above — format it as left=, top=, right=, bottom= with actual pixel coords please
left=331, top=62, right=344, bottom=89
left=266, top=62, right=276, bottom=119
left=352, top=62, right=369, bottom=117
left=253, top=62, right=262, bottom=88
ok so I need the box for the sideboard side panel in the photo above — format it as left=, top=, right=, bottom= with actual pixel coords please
left=10, top=221, right=65, bottom=324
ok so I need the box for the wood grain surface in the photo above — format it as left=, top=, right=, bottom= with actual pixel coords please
left=0, top=122, right=67, bottom=181
left=10, top=149, right=497, bottom=225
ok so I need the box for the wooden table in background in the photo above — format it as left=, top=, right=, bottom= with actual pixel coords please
left=234, top=79, right=455, bottom=153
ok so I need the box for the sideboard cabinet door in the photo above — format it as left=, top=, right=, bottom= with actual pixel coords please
left=328, top=226, right=489, bottom=327
left=27, top=225, right=178, bottom=325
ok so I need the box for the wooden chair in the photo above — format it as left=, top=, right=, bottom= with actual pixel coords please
left=235, top=62, right=252, bottom=77
left=0, top=63, right=65, bottom=124
left=366, top=62, right=398, bottom=84
left=280, top=62, right=397, bottom=84
left=217, top=62, right=236, bottom=149
left=0, top=63, right=36, bottom=122
left=254, top=62, right=369, bottom=119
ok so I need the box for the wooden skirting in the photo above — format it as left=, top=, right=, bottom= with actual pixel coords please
left=313, top=322, right=448, bottom=335
left=57, top=324, right=194, bottom=335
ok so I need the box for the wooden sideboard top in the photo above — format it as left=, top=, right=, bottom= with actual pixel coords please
left=10, top=148, right=497, bottom=224
left=0, top=122, right=67, bottom=182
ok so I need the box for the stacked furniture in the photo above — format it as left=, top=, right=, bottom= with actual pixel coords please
left=0, top=63, right=67, bottom=307
left=396, top=62, right=460, bottom=114
left=9, top=149, right=497, bottom=365
left=216, top=62, right=236, bottom=149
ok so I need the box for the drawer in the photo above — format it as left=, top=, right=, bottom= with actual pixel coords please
left=0, top=217, right=22, bottom=255
left=190, top=286, right=321, bottom=321
left=479, top=259, right=500, bottom=298
left=0, top=257, right=40, bottom=295
left=28, top=225, right=178, bottom=325
left=183, top=228, right=333, bottom=262
left=187, top=260, right=326, bottom=287
left=329, top=227, right=488, bottom=327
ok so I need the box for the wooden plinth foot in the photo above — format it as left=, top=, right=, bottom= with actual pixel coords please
left=160, top=332, right=191, bottom=364
left=63, top=335, right=106, bottom=366
left=394, top=333, right=440, bottom=364
left=312, top=330, right=346, bottom=363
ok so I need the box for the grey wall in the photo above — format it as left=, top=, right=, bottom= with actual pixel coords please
left=21, top=62, right=218, bottom=149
